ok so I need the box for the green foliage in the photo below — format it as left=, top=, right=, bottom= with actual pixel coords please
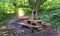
left=0, top=0, right=16, bottom=27
left=0, top=13, right=16, bottom=27
left=36, top=0, right=60, bottom=29
left=40, top=0, right=60, bottom=10
left=37, top=9, right=60, bottom=29
left=0, top=0, right=15, bottom=13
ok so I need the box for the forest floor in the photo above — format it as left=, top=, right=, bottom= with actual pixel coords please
left=0, top=19, right=60, bottom=36
left=0, top=26, right=60, bottom=36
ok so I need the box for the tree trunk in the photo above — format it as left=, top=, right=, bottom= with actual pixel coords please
left=32, top=9, right=37, bottom=20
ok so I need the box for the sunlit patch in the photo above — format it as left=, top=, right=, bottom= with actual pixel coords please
left=7, top=11, right=10, bottom=13
left=46, top=6, right=50, bottom=9
left=18, top=9, right=24, bottom=16
left=5, top=3, right=8, bottom=7
left=7, top=11, right=14, bottom=14
left=48, top=0, right=52, bottom=1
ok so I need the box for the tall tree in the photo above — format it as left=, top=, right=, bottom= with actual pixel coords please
left=28, top=0, right=47, bottom=19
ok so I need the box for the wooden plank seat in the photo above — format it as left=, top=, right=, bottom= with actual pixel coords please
left=26, top=20, right=43, bottom=23
left=20, top=23, right=42, bottom=28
